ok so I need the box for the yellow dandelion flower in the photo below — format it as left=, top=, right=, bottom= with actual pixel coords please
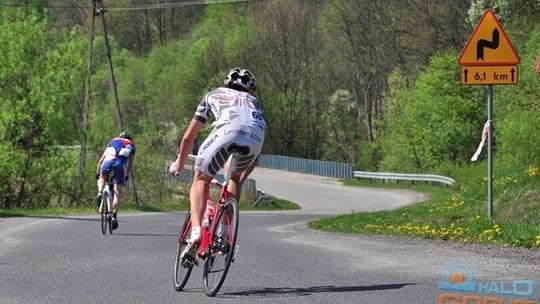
left=527, top=164, right=538, bottom=177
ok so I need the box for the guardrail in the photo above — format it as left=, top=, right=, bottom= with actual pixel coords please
left=353, top=171, right=455, bottom=186
left=259, top=154, right=354, bottom=179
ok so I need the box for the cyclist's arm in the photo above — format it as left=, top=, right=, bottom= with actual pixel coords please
left=174, top=118, right=204, bottom=173
left=96, top=153, right=105, bottom=175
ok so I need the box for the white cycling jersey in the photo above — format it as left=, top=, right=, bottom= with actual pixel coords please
left=193, top=87, right=266, bottom=177
left=194, top=87, right=265, bottom=131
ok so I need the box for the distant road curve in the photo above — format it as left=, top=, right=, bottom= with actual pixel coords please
left=250, top=167, right=427, bottom=215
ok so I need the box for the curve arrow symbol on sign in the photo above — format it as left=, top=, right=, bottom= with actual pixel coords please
left=476, top=28, right=499, bottom=60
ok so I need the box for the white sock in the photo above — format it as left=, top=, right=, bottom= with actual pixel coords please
left=188, top=226, right=201, bottom=242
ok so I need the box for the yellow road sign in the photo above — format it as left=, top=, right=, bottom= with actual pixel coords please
left=460, top=65, right=518, bottom=85
left=458, top=9, right=520, bottom=66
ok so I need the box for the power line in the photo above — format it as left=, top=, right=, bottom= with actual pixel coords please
left=107, top=0, right=254, bottom=11
left=0, top=2, right=82, bottom=8
left=0, top=0, right=254, bottom=10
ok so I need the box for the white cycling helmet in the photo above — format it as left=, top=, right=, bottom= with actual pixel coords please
left=224, top=68, right=256, bottom=92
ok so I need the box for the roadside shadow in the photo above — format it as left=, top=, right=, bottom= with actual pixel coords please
left=110, top=233, right=178, bottom=237
left=0, top=215, right=180, bottom=237
left=222, top=283, right=416, bottom=298
left=0, top=214, right=98, bottom=222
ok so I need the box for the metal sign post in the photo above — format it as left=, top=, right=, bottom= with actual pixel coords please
left=487, top=85, right=493, bottom=221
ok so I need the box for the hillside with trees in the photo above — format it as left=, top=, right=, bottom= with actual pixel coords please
left=0, top=0, right=538, bottom=213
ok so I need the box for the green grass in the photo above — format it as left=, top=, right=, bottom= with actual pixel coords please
left=0, top=203, right=182, bottom=218
left=241, top=198, right=299, bottom=210
left=310, top=163, right=540, bottom=248
left=0, top=197, right=299, bottom=218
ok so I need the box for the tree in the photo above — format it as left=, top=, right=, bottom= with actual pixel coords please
left=379, top=52, right=485, bottom=172
left=496, top=25, right=540, bottom=164
left=247, top=0, right=323, bottom=156
left=0, top=9, right=86, bottom=207
left=105, top=0, right=205, bottom=55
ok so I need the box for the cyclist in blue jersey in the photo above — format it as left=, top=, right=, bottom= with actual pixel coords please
left=95, top=131, right=136, bottom=230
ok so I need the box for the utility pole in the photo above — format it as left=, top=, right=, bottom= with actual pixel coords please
left=98, top=0, right=123, bottom=131
left=79, top=0, right=140, bottom=206
left=97, top=0, right=140, bottom=206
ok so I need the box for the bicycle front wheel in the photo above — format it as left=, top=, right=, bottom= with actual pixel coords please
left=203, top=198, right=239, bottom=297
left=173, top=211, right=193, bottom=291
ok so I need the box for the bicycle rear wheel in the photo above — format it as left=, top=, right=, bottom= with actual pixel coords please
left=100, top=194, right=108, bottom=235
left=173, top=211, right=193, bottom=291
left=203, top=198, right=239, bottom=297
left=107, top=196, right=113, bottom=234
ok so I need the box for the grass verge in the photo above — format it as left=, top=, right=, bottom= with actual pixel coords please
left=0, top=197, right=299, bottom=218
left=309, top=163, right=540, bottom=248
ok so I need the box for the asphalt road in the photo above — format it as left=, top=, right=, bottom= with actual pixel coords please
left=1, top=168, right=539, bottom=304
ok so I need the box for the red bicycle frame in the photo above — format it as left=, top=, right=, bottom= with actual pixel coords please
left=177, top=178, right=233, bottom=259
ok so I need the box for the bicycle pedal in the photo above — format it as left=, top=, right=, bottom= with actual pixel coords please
left=181, top=261, right=196, bottom=268
left=181, top=256, right=198, bottom=268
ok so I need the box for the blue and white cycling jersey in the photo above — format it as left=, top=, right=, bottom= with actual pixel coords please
left=99, top=137, right=136, bottom=184
left=102, top=137, right=136, bottom=165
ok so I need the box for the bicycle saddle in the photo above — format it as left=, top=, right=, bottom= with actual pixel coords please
left=227, top=144, right=250, bottom=155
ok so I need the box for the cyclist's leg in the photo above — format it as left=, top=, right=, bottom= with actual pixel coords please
left=192, top=128, right=231, bottom=232
left=97, top=176, right=106, bottom=193
left=109, top=184, right=121, bottom=230
left=108, top=163, right=125, bottom=230
left=112, top=184, right=122, bottom=214
left=112, top=162, right=126, bottom=214
left=227, top=173, right=243, bottom=202
left=188, top=169, right=212, bottom=239
left=96, top=161, right=113, bottom=205
left=180, top=170, right=212, bottom=260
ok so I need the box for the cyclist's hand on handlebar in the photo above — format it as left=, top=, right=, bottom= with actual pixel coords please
left=95, top=173, right=100, bottom=180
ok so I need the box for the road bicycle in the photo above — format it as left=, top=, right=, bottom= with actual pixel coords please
left=98, top=170, right=115, bottom=235
left=173, top=151, right=242, bottom=297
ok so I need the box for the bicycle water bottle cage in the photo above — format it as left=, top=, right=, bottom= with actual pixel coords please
left=227, top=144, right=250, bottom=155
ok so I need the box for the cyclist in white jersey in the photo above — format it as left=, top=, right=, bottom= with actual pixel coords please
left=169, top=68, right=266, bottom=259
